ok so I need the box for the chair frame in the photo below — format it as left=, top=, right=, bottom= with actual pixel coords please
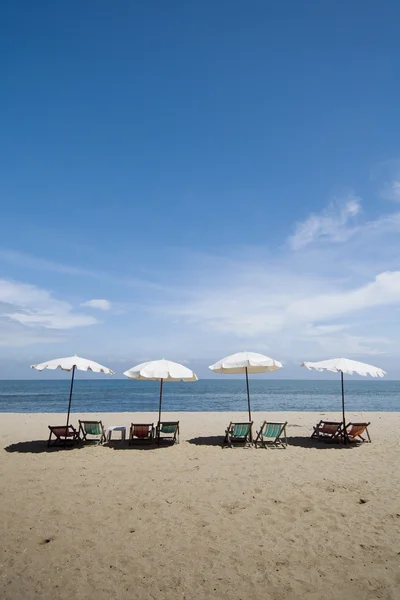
left=224, top=421, right=253, bottom=447
left=343, top=422, right=371, bottom=443
left=78, top=420, right=106, bottom=444
left=311, top=420, right=343, bottom=441
left=129, top=423, right=155, bottom=444
left=156, top=421, right=180, bottom=444
left=254, top=421, right=288, bottom=448
left=48, top=425, right=80, bottom=447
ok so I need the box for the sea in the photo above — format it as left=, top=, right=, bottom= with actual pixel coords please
left=0, top=379, right=398, bottom=413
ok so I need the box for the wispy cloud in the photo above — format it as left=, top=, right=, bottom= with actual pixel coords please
left=146, top=205, right=400, bottom=360
left=288, top=196, right=400, bottom=262
left=0, top=250, right=166, bottom=292
left=298, top=328, right=393, bottom=357
left=288, top=271, right=400, bottom=321
left=370, top=158, right=400, bottom=203
left=381, top=180, right=400, bottom=202
left=156, top=270, right=400, bottom=339
left=0, top=279, right=98, bottom=330
left=288, top=194, right=361, bottom=250
left=0, top=319, right=64, bottom=347
left=0, top=251, right=97, bottom=278
left=81, top=299, right=112, bottom=311
left=1, top=188, right=400, bottom=365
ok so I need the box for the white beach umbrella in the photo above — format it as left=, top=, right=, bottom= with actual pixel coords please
left=123, top=359, right=198, bottom=436
left=209, top=351, right=283, bottom=422
left=31, top=355, right=114, bottom=430
left=301, top=358, right=385, bottom=441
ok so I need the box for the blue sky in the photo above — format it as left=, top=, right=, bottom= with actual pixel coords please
left=1, top=1, right=400, bottom=378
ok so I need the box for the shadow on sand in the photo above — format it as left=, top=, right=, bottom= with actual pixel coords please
left=187, top=434, right=361, bottom=449
left=287, top=436, right=357, bottom=449
left=187, top=436, right=225, bottom=447
left=4, top=439, right=179, bottom=453
left=4, top=440, right=87, bottom=453
left=103, top=440, right=175, bottom=450
left=5, top=437, right=360, bottom=453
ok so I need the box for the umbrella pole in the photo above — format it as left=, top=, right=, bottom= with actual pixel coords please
left=65, top=365, right=76, bottom=447
left=245, top=367, right=253, bottom=441
left=157, top=378, right=163, bottom=446
left=341, top=371, right=347, bottom=444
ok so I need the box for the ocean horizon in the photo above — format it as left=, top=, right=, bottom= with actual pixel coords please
left=0, top=378, right=398, bottom=413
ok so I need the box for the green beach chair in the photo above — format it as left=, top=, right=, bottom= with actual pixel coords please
left=156, top=421, right=180, bottom=444
left=224, top=422, right=253, bottom=447
left=78, top=420, right=106, bottom=444
left=254, top=421, right=288, bottom=448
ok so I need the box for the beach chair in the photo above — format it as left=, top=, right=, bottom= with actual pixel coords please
left=254, top=421, right=288, bottom=448
left=311, top=420, right=343, bottom=441
left=224, top=422, right=253, bottom=447
left=343, top=422, right=371, bottom=443
left=78, top=420, right=106, bottom=444
left=129, top=423, right=155, bottom=444
left=48, top=425, right=80, bottom=447
left=156, top=421, right=180, bottom=444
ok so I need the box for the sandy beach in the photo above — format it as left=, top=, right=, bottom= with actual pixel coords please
left=0, top=411, right=399, bottom=600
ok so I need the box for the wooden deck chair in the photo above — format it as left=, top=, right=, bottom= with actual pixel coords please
left=254, top=421, right=288, bottom=448
left=129, top=423, right=155, bottom=444
left=78, top=420, right=106, bottom=444
left=311, top=420, right=343, bottom=441
left=224, top=422, right=253, bottom=447
left=344, top=422, right=371, bottom=443
left=156, top=421, right=180, bottom=444
left=48, top=425, right=80, bottom=447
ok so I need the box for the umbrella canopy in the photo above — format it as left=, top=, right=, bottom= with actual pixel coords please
left=302, top=358, right=385, bottom=378
left=209, top=352, right=283, bottom=424
left=31, top=355, right=114, bottom=374
left=209, top=351, right=282, bottom=374
left=123, top=360, right=198, bottom=441
left=123, top=359, right=198, bottom=382
left=301, top=357, right=385, bottom=442
left=31, top=355, right=114, bottom=434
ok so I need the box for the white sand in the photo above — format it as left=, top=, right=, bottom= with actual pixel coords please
left=0, top=411, right=399, bottom=600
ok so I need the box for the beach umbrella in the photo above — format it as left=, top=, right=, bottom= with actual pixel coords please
left=31, top=355, right=114, bottom=431
left=209, top=352, right=283, bottom=423
left=301, top=358, right=385, bottom=442
left=123, top=359, right=198, bottom=440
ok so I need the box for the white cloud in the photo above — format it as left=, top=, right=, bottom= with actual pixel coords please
left=1, top=185, right=400, bottom=368
left=298, top=328, right=393, bottom=357
left=0, top=319, right=64, bottom=347
left=381, top=180, right=400, bottom=202
left=156, top=270, right=400, bottom=340
left=0, top=279, right=98, bottom=330
left=81, top=299, right=112, bottom=311
left=370, top=158, right=400, bottom=201
left=288, top=194, right=361, bottom=250
left=7, top=312, right=97, bottom=329
left=287, top=271, right=400, bottom=322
